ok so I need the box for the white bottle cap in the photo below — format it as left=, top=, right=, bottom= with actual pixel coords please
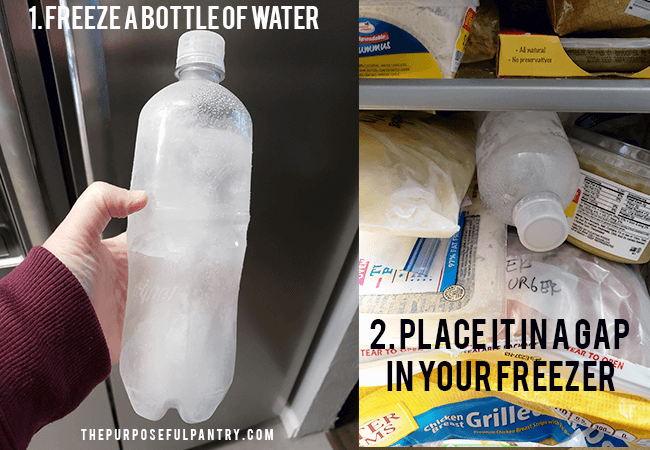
left=512, top=192, right=570, bottom=252
left=176, top=30, right=225, bottom=75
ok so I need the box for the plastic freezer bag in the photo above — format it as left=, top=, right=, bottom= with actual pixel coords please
left=359, top=111, right=476, bottom=239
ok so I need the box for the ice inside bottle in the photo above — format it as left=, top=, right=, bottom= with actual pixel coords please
left=475, top=111, right=579, bottom=252
left=120, top=30, right=252, bottom=424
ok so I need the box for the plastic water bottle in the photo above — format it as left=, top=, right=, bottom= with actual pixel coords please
left=475, top=111, right=579, bottom=252
left=120, top=30, right=252, bottom=423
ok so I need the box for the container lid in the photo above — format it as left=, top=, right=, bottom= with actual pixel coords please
left=570, top=127, right=650, bottom=180
left=512, top=192, right=569, bottom=252
left=176, top=30, right=225, bottom=75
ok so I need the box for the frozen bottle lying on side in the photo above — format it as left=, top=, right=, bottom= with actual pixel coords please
left=120, top=30, right=252, bottom=424
left=475, top=111, right=579, bottom=252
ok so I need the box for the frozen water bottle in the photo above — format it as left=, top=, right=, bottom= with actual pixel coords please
left=475, top=111, right=579, bottom=252
left=120, top=30, right=252, bottom=423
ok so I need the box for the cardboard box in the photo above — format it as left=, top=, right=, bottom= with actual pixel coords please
left=498, top=32, right=650, bottom=78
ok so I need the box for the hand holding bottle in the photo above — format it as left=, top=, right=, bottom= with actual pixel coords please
left=43, top=181, right=148, bottom=365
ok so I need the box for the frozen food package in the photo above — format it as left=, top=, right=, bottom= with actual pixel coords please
left=463, top=0, right=500, bottom=63
left=359, top=385, right=605, bottom=447
left=359, top=191, right=507, bottom=349
left=561, top=38, right=650, bottom=72
left=506, top=229, right=650, bottom=367
left=360, top=182, right=474, bottom=273
left=547, top=0, right=650, bottom=36
left=359, top=231, right=650, bottom=446
left=359, top=111, right=476, bottom=238
left=359, top=0, right=479, bottom=79
left=359, top=231, right=423, bottom=274
left=359, top=356, right=632, bottom=447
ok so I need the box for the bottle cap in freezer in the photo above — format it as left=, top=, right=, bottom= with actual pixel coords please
left=176, top=30, right=225, bottom=76
left=513, top=191, right=569, bottom=252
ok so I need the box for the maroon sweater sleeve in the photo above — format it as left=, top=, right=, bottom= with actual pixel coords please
left=0, top=246, right=111, bottom=450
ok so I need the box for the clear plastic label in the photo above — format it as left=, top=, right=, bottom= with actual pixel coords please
left=506, top=260, right=579, bottom=312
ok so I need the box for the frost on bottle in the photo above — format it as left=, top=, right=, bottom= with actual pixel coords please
left=120, top=31, right=252, bottom=424
left=475, top=111, right=579, bottom=252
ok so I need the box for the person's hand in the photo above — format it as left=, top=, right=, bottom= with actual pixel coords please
left=43, top=181, right=148, bottom=365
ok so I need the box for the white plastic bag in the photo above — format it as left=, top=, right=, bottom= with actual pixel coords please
left=359, top=111, right=476, bottom=238
left=506, top=229, right=650, bottom=368
left=359, top=192, right=506, bottom=348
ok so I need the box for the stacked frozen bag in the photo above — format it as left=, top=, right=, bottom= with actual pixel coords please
left=359, top=111, right=507, bottom=349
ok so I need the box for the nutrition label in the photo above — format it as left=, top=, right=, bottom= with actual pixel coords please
left=566, top=170, right=650, bottom=261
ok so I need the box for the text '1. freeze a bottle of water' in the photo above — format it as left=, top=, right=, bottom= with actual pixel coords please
left=120, top=30, right=252, bottom=424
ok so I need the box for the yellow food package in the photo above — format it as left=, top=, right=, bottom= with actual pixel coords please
left=360, top=347, right=650, bottom=447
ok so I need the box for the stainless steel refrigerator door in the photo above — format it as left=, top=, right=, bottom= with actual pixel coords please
left=0, top=1, right=83, bottom=273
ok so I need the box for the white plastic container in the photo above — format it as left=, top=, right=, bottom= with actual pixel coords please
left=566, top=128, right=650, bottom=264
left=120, top=30, right=252, bottom=423
left=475, top=111, right=579, bottom=252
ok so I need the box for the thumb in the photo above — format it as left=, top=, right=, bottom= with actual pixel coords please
left=62, top=181, right=148, bottom=238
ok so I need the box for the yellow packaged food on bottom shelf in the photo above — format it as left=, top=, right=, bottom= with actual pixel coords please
left=359, top=347, right=649, bottom=447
